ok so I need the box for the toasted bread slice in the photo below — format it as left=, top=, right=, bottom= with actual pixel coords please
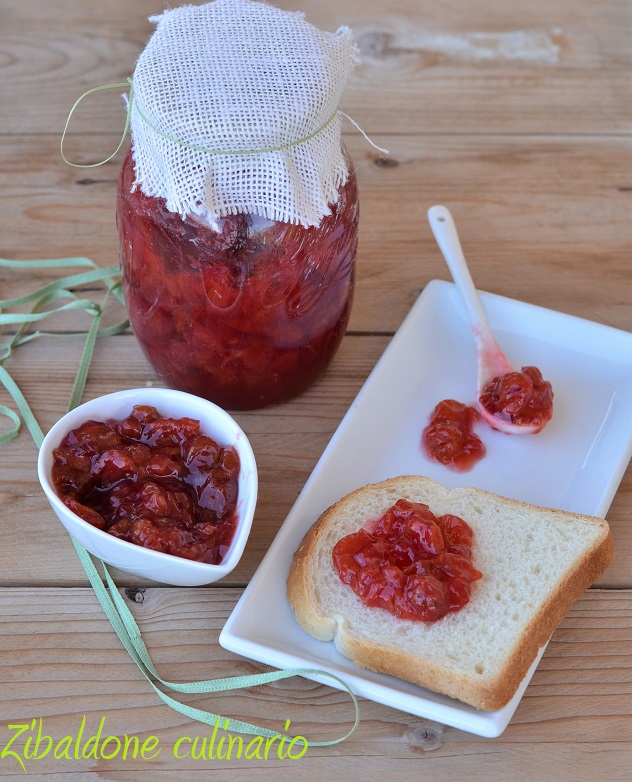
left=287, top=476, right=613, bottom=711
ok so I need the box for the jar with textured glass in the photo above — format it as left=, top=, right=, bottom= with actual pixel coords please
left=117, top=0, right=361, bottom=409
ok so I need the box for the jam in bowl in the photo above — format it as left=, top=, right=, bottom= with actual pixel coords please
left=38, top=388, right=257, bottom=586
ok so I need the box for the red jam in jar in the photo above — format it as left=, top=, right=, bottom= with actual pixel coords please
left=422, top=399, right=486, bottom=472
left=117, top=147, right=358, bottom=410
left=51, top=405, right=240, bottom=564
left=479, top=366, right=553, bottom=432
left=332, top=499, right=482, bottom=622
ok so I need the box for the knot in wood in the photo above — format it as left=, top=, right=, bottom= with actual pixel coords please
left=125, top=587, right=146, bottom=604
left=404, top=720, right=445, bottom=752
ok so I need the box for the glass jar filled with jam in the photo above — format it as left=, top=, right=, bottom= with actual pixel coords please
left=117, top=146, right=358, bottom=409
left=116, top=0, right=362, bottom=409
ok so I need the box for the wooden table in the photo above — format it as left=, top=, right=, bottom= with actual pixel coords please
left=1, top=1, right=630, bottom=779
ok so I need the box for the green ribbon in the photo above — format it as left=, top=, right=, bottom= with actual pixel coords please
left=0, top=258, right=359, bottom=747
left=73, top=539, right=359, bottom=744
left=0, top=258, right=128, bottom=443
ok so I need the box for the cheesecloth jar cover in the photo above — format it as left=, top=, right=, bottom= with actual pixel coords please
left=119, top=0, right=362, bottom=410
left=129, top=0, right=359, bottom=228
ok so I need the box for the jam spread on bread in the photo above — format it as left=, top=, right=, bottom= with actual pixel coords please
left=479, top=365, right=553, bottom=431
left=422, top=400, right=486, bottom=472
left=332, top=500, right=482, bottom=622
left=51, top=405, right=240, bottom=563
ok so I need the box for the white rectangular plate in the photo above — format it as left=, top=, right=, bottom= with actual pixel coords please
left=220, top=279, right=632, bottom=737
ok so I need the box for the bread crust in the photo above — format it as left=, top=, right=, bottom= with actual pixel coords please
left=286, top=476, right=613, bottom=711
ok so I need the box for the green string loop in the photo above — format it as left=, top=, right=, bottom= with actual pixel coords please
left=60, top=79, right=133, bottom=168
left=61, top=76, right=342, bottom=166
left=0, top=258, right=360, bottom=747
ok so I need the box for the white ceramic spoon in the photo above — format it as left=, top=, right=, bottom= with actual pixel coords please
left=427, top=204, right=550, bottom=435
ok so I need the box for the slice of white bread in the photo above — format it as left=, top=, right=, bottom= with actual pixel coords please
left=287, top=476, right=613, bottom=711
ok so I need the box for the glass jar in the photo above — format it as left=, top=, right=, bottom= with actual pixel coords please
left=117, top=146, right=358, bottom=409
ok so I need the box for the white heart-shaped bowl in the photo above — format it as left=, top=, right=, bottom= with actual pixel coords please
left=38, top=388, right=258, bottom=586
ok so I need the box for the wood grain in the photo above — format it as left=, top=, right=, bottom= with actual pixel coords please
left=0, top=0, right=630, bottom=778
left=0, top=332, right=629, bottom=588
left=1, top=134, right=630, bottom=333
left=0, top=588, right=629, bottom=781
left=1, top=1, right=630, bottom=135
left=0, top=333, right=380, bottom=588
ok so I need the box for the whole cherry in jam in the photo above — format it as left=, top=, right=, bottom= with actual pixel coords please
left=479, top=365, right=553, bottom=432
left=51, top=405, right=240, bottom=564
left=332, top=499, right=482, bottom=622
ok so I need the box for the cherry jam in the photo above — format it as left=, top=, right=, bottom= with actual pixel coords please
left=479, top=365, right=553, bottom=432
left=51, top=405, right=240, bottom=564
left=333, top=499, right=482, bottom=622
left=422, top=399, right=486, bottom=472
left=117, top=147, right=358, bottom=410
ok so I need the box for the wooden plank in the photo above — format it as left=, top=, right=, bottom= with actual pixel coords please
left=0, top=587, right=629, bottom=780
left=1, top=1, right=630, bottom=135
left=0, top=0, right=629, bottom=777
left=0, top=334, right=629, bottom=588
left=0, top=334, right=382, bottom=588
left=1, top=135, right=630, bottom=333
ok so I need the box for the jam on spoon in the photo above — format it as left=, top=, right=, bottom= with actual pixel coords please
left=427, top=205, right=554, bottom=435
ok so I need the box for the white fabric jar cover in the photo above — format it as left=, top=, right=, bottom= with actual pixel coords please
left=129, top=0, right=360, bottom=228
